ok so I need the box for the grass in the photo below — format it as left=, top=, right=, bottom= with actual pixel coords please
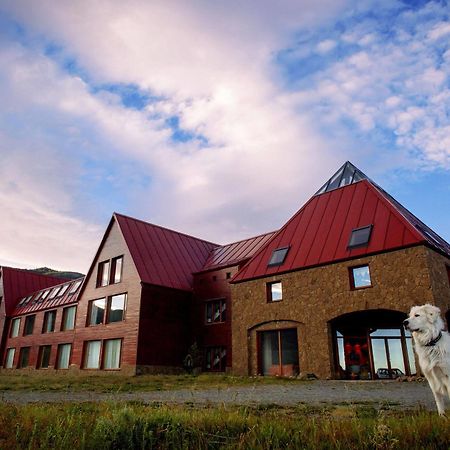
left=0, top=372, right=303, bottom=393
left=0, top=401, right=448, bottom=449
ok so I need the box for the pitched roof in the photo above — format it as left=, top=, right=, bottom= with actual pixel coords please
left=12, top=277, right=84, bottom=316
left=198, top=231, right=277, bottom=273
left=0, top=267, right=65, bottom=315
left=115, top=213, right=218, bottom=291
left=233, top=163, right=450, bottom=283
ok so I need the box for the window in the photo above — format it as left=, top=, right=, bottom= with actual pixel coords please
left=204, top=347, right=227, bottom=371
left=97, top=260, right=110, bottom=287
left=348, top=225, right=372, bottom=249
left=205, top=299, right=226, bottom=323
left=61, top=306, right=77, bottom=331
left=110, top=256, right=123, bottom=284
left=103, top=339, right=122, bottom=369
left=48, top=286, right=61, bottom=299
left=88, top=299, right=106, bottom=326
left=23, top=315, right=35, bottom=336
left=18, top=347, right=30, bottom=368
left=350, top=265, right=372, bottom=289
left=57, top=283, right=70, bottom=298
left=226, top=272, right=232, bottom=279
left=10, top=318, right=20, bottom=338
left=87, top=294, right=127, bottom=326
left=42, top=310, right=57, bottom=333
left=268, top=247, right=290, bottom=267
left=37, top=345, right=51, bottom=369
left=41, top=289, right=50, bottom=301
left=4, top=348, right=15, bottom=369
left=84, top=340, right=101, bottom=369
left=68, top=279, right=82, bottom=294
left=56, top=343, right=72, bottom=369
left=267, top=281, right=283, bottom=302
left=107, top=294, right=126, bottom=323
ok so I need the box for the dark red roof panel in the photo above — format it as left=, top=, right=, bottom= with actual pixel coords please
left=1, top=267, right=65, bottom=315
left=115, top=213, right=218, bottom=291
left=12, top=277, right=83, bottom=315
left=233, top=179, right=448, bottom=283
left=199, top=231, right=277, bottom=272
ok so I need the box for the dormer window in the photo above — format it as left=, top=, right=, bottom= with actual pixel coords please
left=348, top=225, right=372, bottom=249
left=268, top=246, right=290, bottom=267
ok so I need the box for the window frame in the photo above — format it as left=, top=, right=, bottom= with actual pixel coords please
left=37, top=345, right=52, bottom=369
left=4, top=348, right=15, bottom=369
left=87, top=294, right=127, bottom=327
left=267, top=281, right=283, bottom=303
left=268, top=246, right=290, bottom=267
left=10, top=317, right=21, bottom=338
left=56, top=343, right=72, bottom=369
left=61, top=305, right=77, bottom=331
left=205, top=298, right=227, bottom=324
left=110, top=256, right=124, bottom=285
left=204, top=346, right=227, bottom=372
left=348, top=225, right=373, bottom=249
left=349, top=264, right=372, bottom=290
left=23, top=315, right=36, bottom=336
left=18, top=347, right=31, bottom=368
left=83, top=340, right=102, bottom=369
left=102, top=338, right=122, bottom=370
left=42, top=310, right=57, bottom=333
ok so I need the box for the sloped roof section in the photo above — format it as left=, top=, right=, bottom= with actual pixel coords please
left=13, top=277, right=84, bottom=316
left=199, top=231, right=277, bottom=273
left=115, top=213, right=218, bottom=291
left=0, top=267, right=65, bottom=315
left=233, top=168, right=450, bottom=283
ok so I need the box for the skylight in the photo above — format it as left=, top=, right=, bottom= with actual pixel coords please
left=348, top=225, right=373, bottom=249
left=315, top=161, right=368, bottom=196
left=268, top=246, right=290, bottom=267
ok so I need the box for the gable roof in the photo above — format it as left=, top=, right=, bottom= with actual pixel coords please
left=198, top=231, right=277, bottom=273
left=233, top=163, right=450, bottom=283
left=115, top=213, right=218, bottom=291
left=0, top=267, right=65, bottom=315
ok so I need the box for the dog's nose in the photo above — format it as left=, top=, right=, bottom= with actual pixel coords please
left=403, top=319, right=409, bottom=328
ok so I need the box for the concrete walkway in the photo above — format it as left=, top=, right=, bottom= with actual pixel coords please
left=0, top=380, right=439, bottom=411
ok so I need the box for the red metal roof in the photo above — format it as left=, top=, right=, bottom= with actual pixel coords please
left=233, top=178, right=450, bottom=283
left=12, top=277, right=84, bottom=316
left=115, top=213, right=218, bottom=291
left=199, top=231, right=277, bottom=273
left=0, top=267, right=65, bottom=315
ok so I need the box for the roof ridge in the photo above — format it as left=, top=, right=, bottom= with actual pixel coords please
left=113, top=212, right=219, bottom=247
left=217, top=230, right=278, bottom=248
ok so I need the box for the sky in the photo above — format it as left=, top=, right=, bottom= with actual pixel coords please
left=0, top=0, right=449, bottom=273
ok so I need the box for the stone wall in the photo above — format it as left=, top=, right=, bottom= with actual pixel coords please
left=231, top=245, right=450, bottom=378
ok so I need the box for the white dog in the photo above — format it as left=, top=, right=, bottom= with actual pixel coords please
left=404, top=304, right=450, bottom=416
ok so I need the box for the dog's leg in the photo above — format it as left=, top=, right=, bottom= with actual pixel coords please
left=427, top=370, right=447, bottom=417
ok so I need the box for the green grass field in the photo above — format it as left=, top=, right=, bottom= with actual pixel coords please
left=0, top=401, right=448, bottom=449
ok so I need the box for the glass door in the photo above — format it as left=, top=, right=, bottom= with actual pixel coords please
left=259, top=329, right=299, bottom=376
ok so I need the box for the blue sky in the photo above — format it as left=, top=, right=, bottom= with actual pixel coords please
left=0, top=0, right=449, bottom=272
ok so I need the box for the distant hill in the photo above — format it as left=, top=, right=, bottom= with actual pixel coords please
left=29, top=267, right=84, bottom=280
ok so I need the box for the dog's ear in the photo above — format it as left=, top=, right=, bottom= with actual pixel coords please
left=424, top=304, right=441, bottom=324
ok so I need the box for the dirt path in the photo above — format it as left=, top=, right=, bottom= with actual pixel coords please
left=0, top=380, right=439, bottom=411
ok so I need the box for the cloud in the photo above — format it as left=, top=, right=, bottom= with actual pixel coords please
left=0, top=0, right=352, bottom=269
left=286, top=1, right=450, bottom=170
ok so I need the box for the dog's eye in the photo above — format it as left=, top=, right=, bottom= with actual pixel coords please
left=414, top=314, right=420, bottom=317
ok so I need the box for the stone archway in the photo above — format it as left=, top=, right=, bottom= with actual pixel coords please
left=329, top=309, right=415, bottom=380
left=247, top=320, right=303, bottom=377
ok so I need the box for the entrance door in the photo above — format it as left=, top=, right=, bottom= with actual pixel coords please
left=259, top=328, right=299, bottom=376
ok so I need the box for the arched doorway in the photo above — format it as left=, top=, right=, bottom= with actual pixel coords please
left=330, top=309, right=416, bottom=380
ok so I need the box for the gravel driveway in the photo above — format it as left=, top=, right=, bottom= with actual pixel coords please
left=0, top=380, right=439, bottom=411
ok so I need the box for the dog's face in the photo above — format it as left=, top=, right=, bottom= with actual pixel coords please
left=403, top=304, right=442, bottom=333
